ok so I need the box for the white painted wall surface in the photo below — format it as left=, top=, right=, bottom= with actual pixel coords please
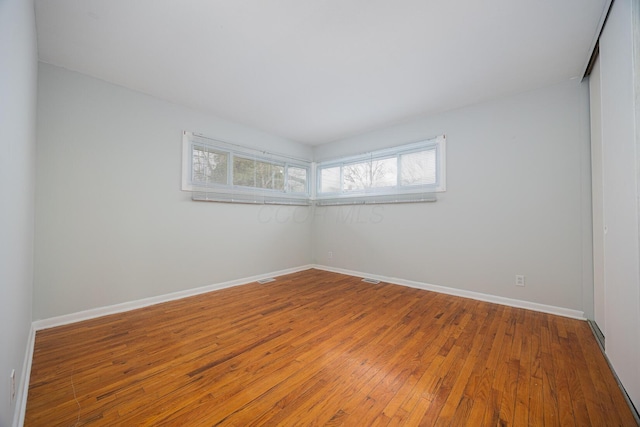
left=35, top=64, right=313, bottom=320
left=589, top=57, right=606, bottom=331
left=313, top=81, right=593, bottom=313
left=598, top=0, right=640, bottom=409
left=0, top=0, right=37, bottom=424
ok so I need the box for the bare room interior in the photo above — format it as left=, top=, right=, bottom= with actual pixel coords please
left=2, top=0, right=640, bottom=425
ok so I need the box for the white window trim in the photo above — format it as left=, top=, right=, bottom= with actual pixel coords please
left=315, top=135, right=446, bottom=203
left=181, top=132, right=445, bottom=206
left=182, top=131, right=312, bottom=204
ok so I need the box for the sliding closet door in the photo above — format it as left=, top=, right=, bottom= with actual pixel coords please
left=589, top=57, right=605, bottom=335
left=597, top=0, right=640, bottom=409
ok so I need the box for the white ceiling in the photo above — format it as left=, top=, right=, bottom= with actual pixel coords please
left=35, top=0, right=606, bottom=145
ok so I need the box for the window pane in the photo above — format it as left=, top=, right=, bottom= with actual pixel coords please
left=320, top=167, right=341, bottom=193
left=192, top=145, right=228, bottom=185
left=287, top=166, right=308, bottom=193
left=257, top=160, right=284, bottom=190
left=370, top=158, right=397, bottom=188
left=233, top=157, right=255, bottom=187
left=400, top=149, right=436, bottom=186
left=343, top=158, right=397, bottom=191
left=233, top=157, right=285, bottom=190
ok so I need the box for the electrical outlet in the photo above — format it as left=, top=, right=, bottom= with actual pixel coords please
left=9, top=369, right=15, bottom=405
left=515, top=275, right=525, bottom=287
left=328, top=251, right=333, bottom=259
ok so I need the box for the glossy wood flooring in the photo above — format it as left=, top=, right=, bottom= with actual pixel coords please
left=26, top=269, right=637, bottom=426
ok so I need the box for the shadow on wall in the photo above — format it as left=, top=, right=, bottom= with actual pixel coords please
left=256, top=205, right=386, bottom=225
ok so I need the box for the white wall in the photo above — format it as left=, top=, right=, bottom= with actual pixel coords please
left=0, top=0, right=37, bottom=424
left=313, top=81, right=593, bottom=314
left=35, top=63, right=313, bottom=320
left=597, top=0, right=640, bottom=409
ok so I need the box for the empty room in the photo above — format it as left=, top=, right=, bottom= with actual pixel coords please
left=2, top=0, right=640, bottom=425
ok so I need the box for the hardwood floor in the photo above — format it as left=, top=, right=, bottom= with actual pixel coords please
left=25, top=269, right=637, bottom=426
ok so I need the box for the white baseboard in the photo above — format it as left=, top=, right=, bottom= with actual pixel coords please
left=312, top=264, right=586, bottom=320
left=32, top=265, right=314, bottom=331
left=30, top=263, right=584, bottom=332
left=12, top=325, right=35, bottom=427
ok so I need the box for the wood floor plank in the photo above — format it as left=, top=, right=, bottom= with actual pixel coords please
left=573, top=319, right=637, bottom=427
left=25, top=269, right=638, bottom=426
left=462, top=304, right=508, bottom=425
left=430, top=305, right=486, bottom=425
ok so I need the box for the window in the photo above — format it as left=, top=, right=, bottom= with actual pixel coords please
left=287, top=166, right=308, bottom=193
left=232, top=156, right=285, bottom=190
left=342, top=157, right=397, bottom=191
left=320, top=167, right=341, bottom=193
left=400, top=149, right=436, bottom=186
left=316, top=135, right=445, bottom=204
left=183, top=132, right=444, bottom=206
left=182, top=132, right=311, bottom=205
left=192, top=145, right=228, bottom=185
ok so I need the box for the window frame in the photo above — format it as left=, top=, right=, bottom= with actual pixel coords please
left=182, top=132, right=445, bottom=206
left=315, top=135, right=446, bottom=202
left=182, top=132, right=311, bottom=204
